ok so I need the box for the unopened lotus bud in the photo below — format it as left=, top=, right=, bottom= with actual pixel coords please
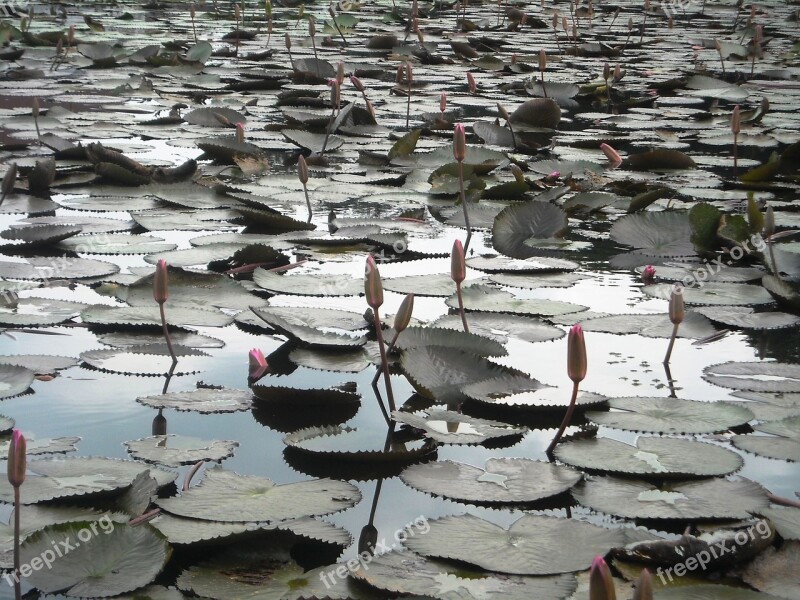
left=235, top=122, right=245, bottom=142
left=32, top=98, right=39, bottom=118
left=552, top=13, right=558, bottom=28
left=668, top=285, right=685, bottom=326
left=511, top=53, right=517, bottom=64
left=248, top=348, right=268, bottom=382
left=7, top=429, right=25, bottom=489
left=563, top=15, right=569, bottom=32
left=731, top=105, right=741, bottom=136
left=440, top=92, right=447, bottom=114
left=589, top=556, right=615, bottom=600
left=453, top=123, right=466, bottom=162
left=284, top=32, right=291, bottom=49
left=329, top=78, right=340, bottom=107
left=627, top=16, right=633, bottom=29
left=297, top=154, right=309, bottom=185
left=337, top=61, right=345, bottom=85
left=309, top=19, right=315, bottom=37
left=154, top=259, right=169, bottom=305
left=235, top=3, right=241, bottom=20
left=396, top=64, right=404, bottom=84
left=539, top=49, right=546, bottom=71
left=467, top=71, right=477, bottom=93
left=497, top=103, right=510, bottom=121
left=603, top=62, right=610, bottom=81
left=350, top=75, right=365, bottom=92
left=190, top=3, right=196, bottom=18
left=405, top=62, right=413, bottom=82
left=641, top=265, right=656, bottom=284
left=632, top=569, right=653, bottom=600
left=764, top=206, right=775, bottom=238
left=265, top=0, right=272, bottom=16
left=613, top=64, right=623, bottom=81
left=600, top=143, right=622, bottom=165
left=451, top=239, right=466, bottom=284
left=328, top=4, right=336, bottom=17
left=510, top=164, right=525, bottom=184
left=2, top=162, right=17, bottom=198
left=567, top=324, right=587, bottom=384
left=394, top=293, right=414, bottom=333
left=365, top=255, right=384, bottom=310
left=68, top=24, right=75, bottom=45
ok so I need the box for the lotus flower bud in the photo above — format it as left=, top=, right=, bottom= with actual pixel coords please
left=497, top=103, right=510, bottom=121
left=440, top=92, right=447, bottom=114
left=68, top=24, right=75, bottom=46
left=350, top=75, right=365, bottom=92
left=248, top=348, right=268, bottom=382
left=731, top=104, right=741, bottom=136
left=466, top=71, right=477, bottom=93
left=553, top=12, right=558, bottom=28
left=451, top=239, right=466, bottom=284
left=190, top=3, right=196, bottom=18
left=365, top=255, right=383, bottom=310
left=567, top=324, right=587, bottom=384
left=235, top=3, right=241, bottom=20
left=309, top=19, right=316, bottom=37
left=632, top=569, right=653, bottom=600
left=337, top=61, right=345, bottom=85
left=393, top=293, right=414, bottom=333
left=235, top=122, right=245, bottom=143
left=405, top=62, right=413, bottom=82
left=613, top=64, right=623, bottom=81
left=539, top=49, right=546, bottom=72
left=603, top=62, right=610, bottom=81
left=600, top=143, right=622, bottom=165
left=453, top=123, right=466, bottom=162
left=284, top=32, right=291, bottom=50
left=153, top=259, right=169, bottom=305
left=563, top=16, right=569, bottom=32
left=297, top=154, right=309, bottom=185
left=265, top=0, right=272, bottom=16
left=2, top=162, right=17, bottom=197
left=329, top=78, right=340, bottom=107
left=764, top=206, right=775, bottom=238
left=328, top=4, right=336, bottom=18
left=641, top=265, right=656, bottom=284
left=396, top=64, right=404, bottom=84
left=589, top=556, right=615, bottom=600
left=668, top=285, right=684, bottom=325
left=7, top=429, right=26, bottom=489
left=32, top=97, right=39, bottom=118
left=510, top=164, right=525, bottom=184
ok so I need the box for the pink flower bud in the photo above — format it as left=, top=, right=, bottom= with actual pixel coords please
left=731, top=105, right=741, bottom=136
left=539, top=49, right=547, bottom=72
left=549, top=171, right=560, bottom=179
left=336, top=61, right=345, bottom=85
left=309, top=19, right=316, bottom=37
left=32, top=97, right=39, bottom=118
left=365, top=255, right=383, bottom=310
left=297, top=155, right=309, bottom=185
left=394, top=293, right=414, bottom=333
left=589, top=556, right=615, bottom=600
left=599, top=143, right=622, bottom=166
left=350, top=75, right=365, bottom=92
left=641, top=265, right=656, bottom=284
left=467, top=71, right=477, bottom=93
left=7, top=429, right=25, bottom=488
left=632, top=569, right=653, bottom=600
left=440, top=92, right=447, bottom=114
left=248, top=348, right=268, bottom=382
left=153, top=259, right=169, bottom=305
left=235, top=122, right=245, bottom=143
left=451, top=239, right=466, bottom=284
left=453, top=123, right=467, bottom=162
left=284, top=32, right=291, bottom=50
left=567, top=324, right=587, bottom=384
left=669, top=285, right=685, bottom=325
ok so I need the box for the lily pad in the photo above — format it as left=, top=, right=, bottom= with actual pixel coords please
left=400, top=458, right=581, bottom=504
left=0, top=436, right=80, bottom=458
left=732, top=416, right=800, bottom=461
left=0, top=364, right=35, bottom=398
left=742, top=541, right=800, bottom=600
left=155, top=466, right=360, bottom=522
left=445, top=284, right=587, bottom=317
left=642, top=283, right=774, bottom=306
left=554, top=436, right=743, bottom=478
left=704, top=362, right=800, bottom=393
left=253, top=268, right=363, bottom=296
left=392, top=410, right=526, bottom=445
left=395, top=326, right=506, bottom=357
left=136, top=388, right=253, bottom=414
left=58, top=234, right=176, bottom=255
left=432, top=312, right=565, bottom=344
left=466, top=254, right=578, bottom=273
left=282, top=129, right=344, bottom=153
left=252, top=308, right=366, bottom=349
left=125, top=435, right=239, bottom=468
left=80, top=305, right=233, bottom=328
left=0, top=354, right=78, bottom=375
left=655, top=584, right=782, bottom=600
left=610, top=212, right=694, bottom=257
left=578, top=312, right=717, bottom=339
left=0, top=297, right=88, bottom=327
left=492, top=193, right=570, bottom=259
left=586, top=397, right=753, bottom=434
left=80, top=344, right=211, bottom=376
left=756, top=507, right=800, bottom=541
left=283, top=425, right=435, bottom=462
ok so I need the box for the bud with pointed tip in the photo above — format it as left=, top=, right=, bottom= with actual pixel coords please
left=68, top=24, right=75, bottom=46
left=589, top=556, right=615, bottom=600
left=309, top=19, right=316, bottom=37
left=466, top=71, right=476, bottom=93
left=393, top=293, right=414, bottom=333
left=510, top=164, right=524, bottom=184
left=365, top=255, right=383, bottom=310
left=613, top=64, right=623, bottom=82
left=248, top=348, right=268, bottom=382
left=440, top=92, right=447, bottom=115
left=764, top=206, right=775, bottom=238
left=297, top=154, right=309, bottom=184
left=453, top=123, right=466, bottom=162
left=632, top=569, right=653, bottom=600
left=538, top=49, right=546, bottom=71
left=395, top=64, right=404, bottom=84
left=603, top=62, right=610, bottom=81
left=641, top=265, right=656, bottom=284
left=563, top=16, right=569, bottom=32
left=7, top=429, right=25, bottom=488
left=552, top=13, right=558, bottom=28
left=600, top=143, right=622, bottom=165
left=451, top=239, right=466, bottom=284
left=350, top=75, right=364, bottom=92
left=190, top=3, right=196, bottom=18
left=668, top=285, right=684, bottom=325
left=2, top=162, right=17, bottom=198
left=405, top=62, right=413, bottom=82
left=235, top=3, right=241, bottom=20
left=284, top=32, right=291, bottom=49
left=32, top=97, right=39, bottom=118
left=567, top=324, right=587, bottom=384
left=336, top=61, right=345, bottom=86
left=235, top=122, right=245, bottom=143
left=497, top=103, right=510, bottom=121
left=154, top=259, right=169, bottom=305
left=731, top=104, right=741, bottom=136
left=329, top=78, right=340, bottom=107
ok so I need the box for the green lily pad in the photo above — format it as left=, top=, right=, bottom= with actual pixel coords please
left=642, top=283, right=774, bottom=306
left=392, top=409, right=526, bottom=445
left=125, top=435, right=239, bottom=468
left=282, top=129, right=344, bottom=153
left=445, top=284, right=587, bottom=317
left=0, top=297, right=88, bottom=326
left=253, top=268, right=363, bottom=296
left=492, top=192, right=570, bottom=259
left=0, top=364, right=35, bottom=398
left=80, top=305, right=233, bottom=328
left=466, top=254, right=578, bottom=273
left=80, top=344, right=211, bottom=376
left=400, top=458, right=581, bottom=504
left=283, top=425, right=435, bottom=462
left=693, top=306, right=800, bottom=330
left=554, top=436, right=743, bottom=478
left=756, top=507, right=800, bottom=541
left=610, top=212, right=694, bottom=257
left=578, top=312, right=717, bottom=339
left=704, top=362, right=800, bottom=393
left=732, top=416, right=800, bottom=461
left=155, top=465, right=360, bottom=522
left=136, top=388, right=253, bottom=414
left=463, top=376, right=606, bottom=410
left=252, top=307, right=366, bottom=349
left=432, top=312, right=565, bottom=344
left=395, top=326, right=507, bottom=357
left=0, top=355, right=78, bottom=375
left=742, top=541, right=800, bottom=600
left=57, top=233, right=176, bottom=255
left=655, top=584, right=782, bottom=600
left=0, top=257, right=119, bottom=280
left=0, top=436, right=80, bottom=458
left=586, top=397, right=754, bottom=434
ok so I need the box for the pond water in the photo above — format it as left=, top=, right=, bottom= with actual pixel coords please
left=1, top=0, right=800, bottom=598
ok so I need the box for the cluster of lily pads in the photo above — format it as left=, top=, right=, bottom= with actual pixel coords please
left=0, top=0, right=799, bottom=598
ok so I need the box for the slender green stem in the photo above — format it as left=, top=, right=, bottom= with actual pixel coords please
left=159, top=302, right=178, bottom=365
left=14, top=486, right=20, bottom=600
left=373, top=308, right=396, bottom=412
left=768, top=239, right=779, bottom=278
left=457, top=160, right=472, bottom=253
left=456, top=282, right=469, bottom=332
left=664, top=322, right=679, bottom=364
left=546, top=380, right=579, bottom=458
left=302, top=183, right=312, bottom=223
left=372, top=331, right=399, bottom=388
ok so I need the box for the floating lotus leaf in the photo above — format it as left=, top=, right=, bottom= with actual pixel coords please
left=0, top=297, right=88, bottom=326
left=236, top=306, right=367, bottom=332
left=0, top=364, right=35, bottom=398
left=0, top=355, right=78, bottom=374
left=136, top=387, right=253, bottom=414
left=727, top=391, right=800, bottom=422
left=400, top=345, right=533, bottom=403
left=251, top=385, right=359, bottom=407
left=756, top=507, right=800, bottom=541
left=184, top=106, right=247, bottom=127
left=645, top=264, right=765, bottom=284
left=704, top=362, right=800, bottom=393
left=394, top=326, right=506, bottom=357
left=642, top=283, right=774, bottom=306
left=489, top=272, right=588, bottom=289
left=132, top=208, right=242, bottom=232
left=197, top=136, right=265, bottom=161
left=0, top=415, right=14, bottom=434
left=715, top=306, right=800, bottom=329
left=610, top=212, right=694, bottom=257
left=742, top=541, right=800, bottom=600
left=656, top=584, right=782, bottom=600
left=97, top=331, right=224, bottom=349
left=0, top=224, right=81, bottom=248
left=432, top=313, right=565, bottom=344
left=80, top=305, right=233, bottom=328
left=351, top=551, right=577, bottom=600
left=578, top=312, right=717, bottom=339
left=383, top=273, right=485, bottom=297
left=253, top=268, right=363, bottom=296
left=509, top=97, right=561, bottom=129
left=81, top=344, right=211, bottom=376
left=554, top=436, right=743, bottom=478
left=463, top=376, right=605, bottom=410
left=586, top=397, right=753, bottom=434
left=0, top=436, right=79, bottom=458
left=252, top=307, right=366, bottom=349
left=125, top=435, right=239, bottom=468
left=445, top=284, right=587, bottom=316
left=732, top=416, right=800, bottom=461
left=21, top=522, right=170, bottom=597
left=117, top=471, right=158, bottom=518
left=401, top=458, right=581, bottom=504
left=0, top=457, right=176, bottom=504
left=282, top=129, right=344, bottom=152
left=140, top=243, right=250, bottom=267
left=404, top=513, right=627, bottom=575
left=492, top=192, right=570, bottom=259
left=473, top=120, right=515, bottom=146
left=392, top=409, right=526, bottom=444
left=466, top=254, right=579, bottom=274
left=684, top=75, right=749, bottom=101
left=283, top=425, right=435, bottom=462
left=573, top=476, right=769, bottom=520
left=155, top=466, right=360, bottom=522
left=623, top=149, right=696, bottom=171
left=57, top=233, right=176, bottom=255
left=289, top=347, right=374, bottom=373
